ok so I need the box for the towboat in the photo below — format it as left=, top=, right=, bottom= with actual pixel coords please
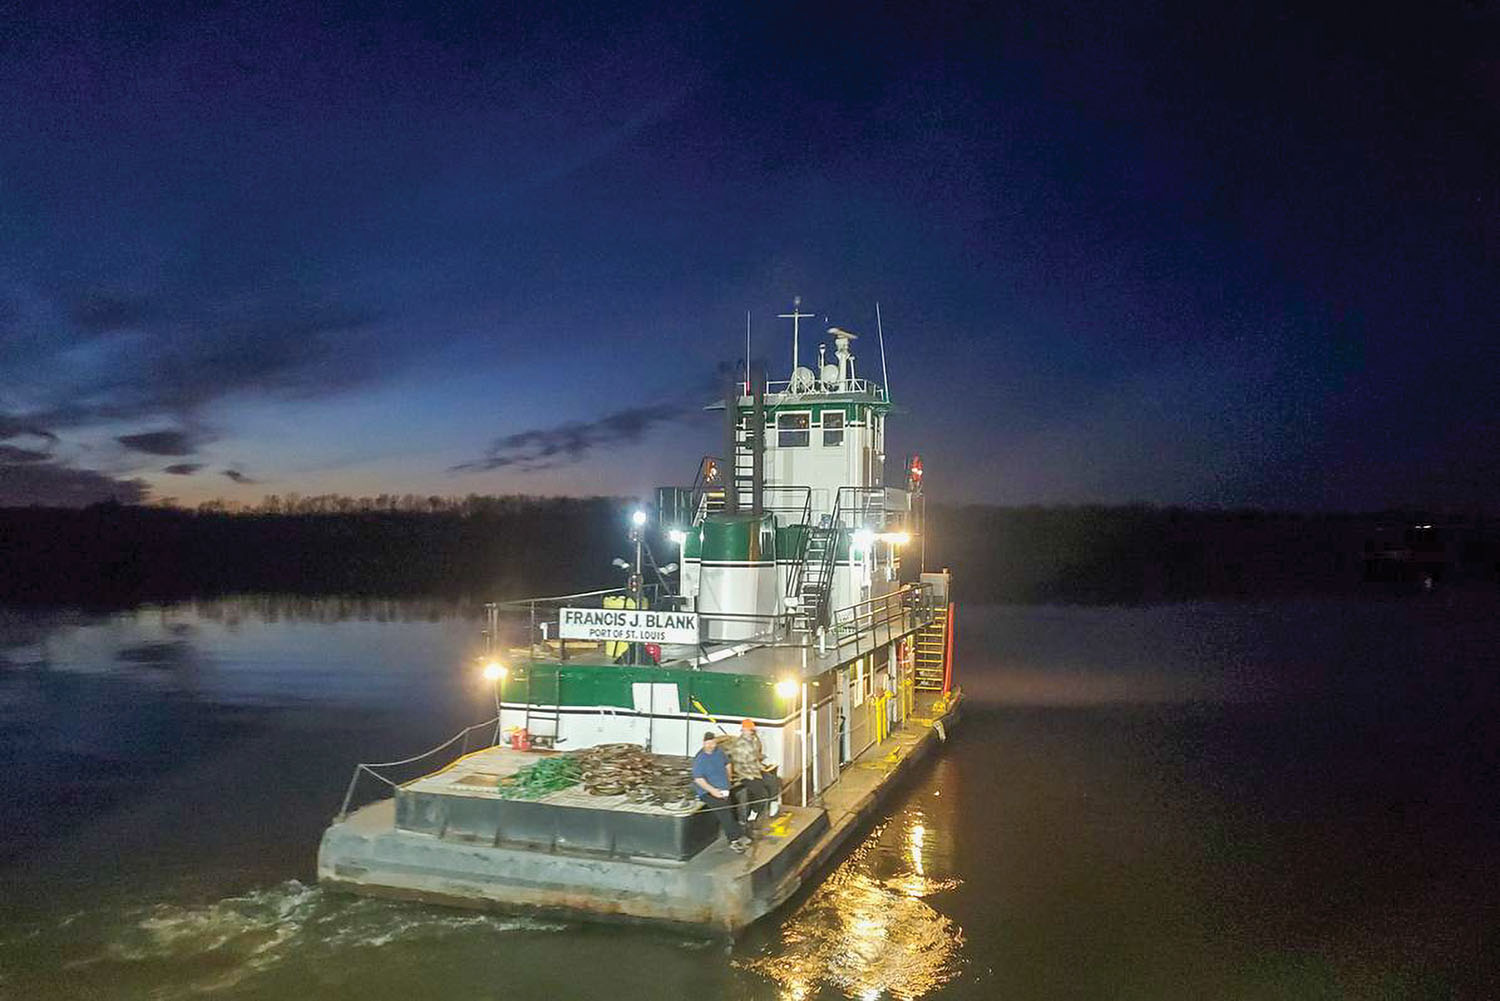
left=318, top=299, right=961, bottom=934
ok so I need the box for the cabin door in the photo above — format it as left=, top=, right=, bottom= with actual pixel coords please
left=814, top=695, right=837, bottom=794
left=837, top=668, right=852, bottom=764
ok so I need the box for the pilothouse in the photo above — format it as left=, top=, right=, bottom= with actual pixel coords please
left=674, top=300, right=910, bottom=644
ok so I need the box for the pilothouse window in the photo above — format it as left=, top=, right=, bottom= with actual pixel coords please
left=777, top=412, right=810, bottom=447
left=822, top=410, right=845, bottom=446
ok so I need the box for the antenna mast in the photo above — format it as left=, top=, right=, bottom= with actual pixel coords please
left=876, top=301, right=890, bottom=398
left=745, top=309, right=751, bottom=392
left=778, top=296, right=814, bottom=378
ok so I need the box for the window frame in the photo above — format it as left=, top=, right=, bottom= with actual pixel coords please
left=821, top=409, right=845, bottom=447
left=776, top=410, right=811, bottom=448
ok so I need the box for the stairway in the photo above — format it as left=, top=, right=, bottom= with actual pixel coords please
left=913, top=604, right=949, bottom=691
left=791, top=524, right=838, bottom=632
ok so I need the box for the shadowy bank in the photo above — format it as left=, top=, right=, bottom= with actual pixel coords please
left=2, top=498, right=1497, bottom=607
left=0, top=497, right=626, bottom=607
left=924, top=504, right=1500, bottom=603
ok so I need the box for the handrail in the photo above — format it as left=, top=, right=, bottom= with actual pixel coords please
left=810, top=490, right=845, bottom=626
left=825, top=584, right=933, bottom=660
left=781, top=486, right=816, bottom=598
left=489, top=584, right=667, bottom=616
left=484, top=583, right=937, bottom=667
left=831, top=485, right=896, bottom=530
left=760, top=484, right=812, bottom=524
left=829, top=581, right=932, bottom=618
left=494, top=585, right=627, bottom=609
left=336, top=715, right=503, bottom=820
left=760, top=377, right=887, bottom=401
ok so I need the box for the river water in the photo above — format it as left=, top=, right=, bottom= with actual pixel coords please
left=1, top=595, right=1496, bottom=999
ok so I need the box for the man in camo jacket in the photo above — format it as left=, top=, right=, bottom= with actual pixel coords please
left=729, top=719, right=778, bottom=828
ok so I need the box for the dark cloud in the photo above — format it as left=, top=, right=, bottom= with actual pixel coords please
left=0, top=462, right=149, bottom=507
left=0, top=445, right=50, bottom=463
left=453, top=403, right=691, bottom=473
left=117, top=430, right=201, bottom=457
left=0, top=239, right=391, bottom=508
left=3, top=287, right=386, bottom=442
left=0, top=418, right=57, bottom=443
left=222, top=469, right=257, bottom=484
left=42, top=301, right=379, bottom=424
left=70, top=293, right=157, bottom=332
left=163, top=463, right=204, bottom=475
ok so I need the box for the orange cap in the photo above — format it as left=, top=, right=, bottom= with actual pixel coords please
left=741, top=718, right=756, bottom=730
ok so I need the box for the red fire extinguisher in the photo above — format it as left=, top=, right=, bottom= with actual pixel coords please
left=509, top=727, right=531, bottom=751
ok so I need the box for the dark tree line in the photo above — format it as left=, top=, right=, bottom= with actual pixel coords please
left=1, top=496, right=1496, bottom=607
left=924, top=504, right=1500, bottom=603
left=0, top=497, right=631, bottom=607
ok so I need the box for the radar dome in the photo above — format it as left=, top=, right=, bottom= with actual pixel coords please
left=789, top=366, right=817, bottom=393
left=821, top=363, right=840, bottom=383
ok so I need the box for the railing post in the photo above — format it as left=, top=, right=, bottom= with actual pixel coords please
left=337, top=765, right=364, bottom=822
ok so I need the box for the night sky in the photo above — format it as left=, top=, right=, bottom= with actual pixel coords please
left=2, top=1, right=1496, bottom=510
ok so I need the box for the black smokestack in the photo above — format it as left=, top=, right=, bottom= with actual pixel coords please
left=723, top=377, right=739, bottom=513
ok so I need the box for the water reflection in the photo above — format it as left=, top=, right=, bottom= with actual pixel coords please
left=0, top=596, right=490, bottom=709
left=183, top=594, right=482, bottom=626
left=740, top=810, right=965, bottom=1000
left=0, top=596, right=491, bottom=868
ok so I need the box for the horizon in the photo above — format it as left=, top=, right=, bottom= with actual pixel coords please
left=5, top=492, right=1494, bottom=521
left=3, top=2, right=1497, bottom=511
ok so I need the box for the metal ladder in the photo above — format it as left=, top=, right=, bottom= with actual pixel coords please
left=913, top=604, right=949, bottom=691
left=522, top=664, right=564, bottom=748
left=731, top=437, right=756, bottom=512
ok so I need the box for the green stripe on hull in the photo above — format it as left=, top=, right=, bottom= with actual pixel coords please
left=499, top=662, right=785, bottom=719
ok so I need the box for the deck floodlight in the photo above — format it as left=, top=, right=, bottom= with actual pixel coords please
left=852, top=528, right=875, bottom=552
left=612, top=557, right=631, bottom=569
left=775, top=678, right=799, bottom=699
left=631, top=509, right=647, bottom=527
left=877, top=531, right=912, bottom=546
left=482, top=661, right=507, bottom=682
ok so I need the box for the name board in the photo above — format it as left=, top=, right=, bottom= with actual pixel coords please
left=558, top=607, right=699, bottom=645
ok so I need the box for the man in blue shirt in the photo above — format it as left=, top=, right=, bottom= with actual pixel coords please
left=692, top=731, right=748, bottom=853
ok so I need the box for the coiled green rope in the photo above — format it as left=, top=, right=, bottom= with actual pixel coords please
left=496, top=754, right=583, bottom=799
